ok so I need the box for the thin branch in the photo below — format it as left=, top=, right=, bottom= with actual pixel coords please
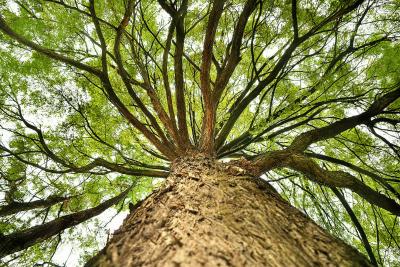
left=0, top=15, right=102, bottom=76
left=332, top=187, right=378, bottom=266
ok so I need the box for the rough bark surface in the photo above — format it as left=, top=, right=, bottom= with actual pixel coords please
left=88, top=155, right=371, bottom=267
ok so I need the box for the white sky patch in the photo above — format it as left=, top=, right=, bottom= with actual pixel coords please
left=81, top=24, right=100, bottom=59
left=262, top=45, right=279, bottom=59
left=0, top=121, right=15, bottom=144
left=51, top=209, right=128, bottom=267
left=155, top=7, right=170, bottom=26
left=6, top=1, right=20, bottom=14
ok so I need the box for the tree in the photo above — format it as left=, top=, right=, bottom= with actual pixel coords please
left=0, top=0, right=399, bottom=266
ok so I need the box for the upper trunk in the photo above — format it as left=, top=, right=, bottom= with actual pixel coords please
left=87, top=155, right=371, bottom=267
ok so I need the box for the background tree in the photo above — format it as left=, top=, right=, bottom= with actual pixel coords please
left=0, top=0, right=399, bottom=266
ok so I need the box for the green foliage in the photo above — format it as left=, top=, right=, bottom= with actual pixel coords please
left=0, top=0, right=399, bottom=266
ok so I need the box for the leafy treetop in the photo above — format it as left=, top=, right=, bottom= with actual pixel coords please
left=0, top=0, right=399, bottom=266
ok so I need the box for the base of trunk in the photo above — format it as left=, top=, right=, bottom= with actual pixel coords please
left=88, top=156, right=371, bottom=266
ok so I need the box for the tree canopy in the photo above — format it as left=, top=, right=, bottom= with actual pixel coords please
left=0, top=0, right=399, bottom=266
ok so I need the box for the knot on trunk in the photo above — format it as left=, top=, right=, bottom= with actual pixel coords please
left=227, top=157, right=264, bottom=177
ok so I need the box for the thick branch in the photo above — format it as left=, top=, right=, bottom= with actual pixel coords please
left=199, top=1, right=225, bottom=153
left=251, top=151, right=400, bottom=216
left=0, top=185, right=133, bottom=257
left=306, top=152, right=400, bottom=200
left=174, top=0, right=191, bottom=147
left=213, top=0, right=258, bottom=101
left=0, top=196, right=69, bottom=217
left=291, top=0, right=299, bottom=40
left=289, top=87, right=400, bottom=151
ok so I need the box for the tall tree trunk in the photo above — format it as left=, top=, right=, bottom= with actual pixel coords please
left=87, top=155, right=371, bottom=267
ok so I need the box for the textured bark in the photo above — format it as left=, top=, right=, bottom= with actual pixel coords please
left=87, top=156, right=371, bottom=267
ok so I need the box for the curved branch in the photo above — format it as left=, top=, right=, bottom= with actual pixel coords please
left=283, top=152, right=398, bottom=215
left=159, top=14, right=177, bottom=129
left=43, top=0, right=118, bottom=30
left=213, top=0, right=259, bottom=101
left=306, top=152, right=400, bottom=200
left=289, top=87, right=400, bottom=151
left=0, top=143, right=169, bottom=178
left=248, top=151, right=400, bottom=215
left=215, top=0, right=366, bottom=148
left=0, top=15, right=102, bottom=76
left=4, top=101, right=170, bottom=177
left=87, top=0, right=176, bottom=159
left=111, top=0, right=175, bottom=150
